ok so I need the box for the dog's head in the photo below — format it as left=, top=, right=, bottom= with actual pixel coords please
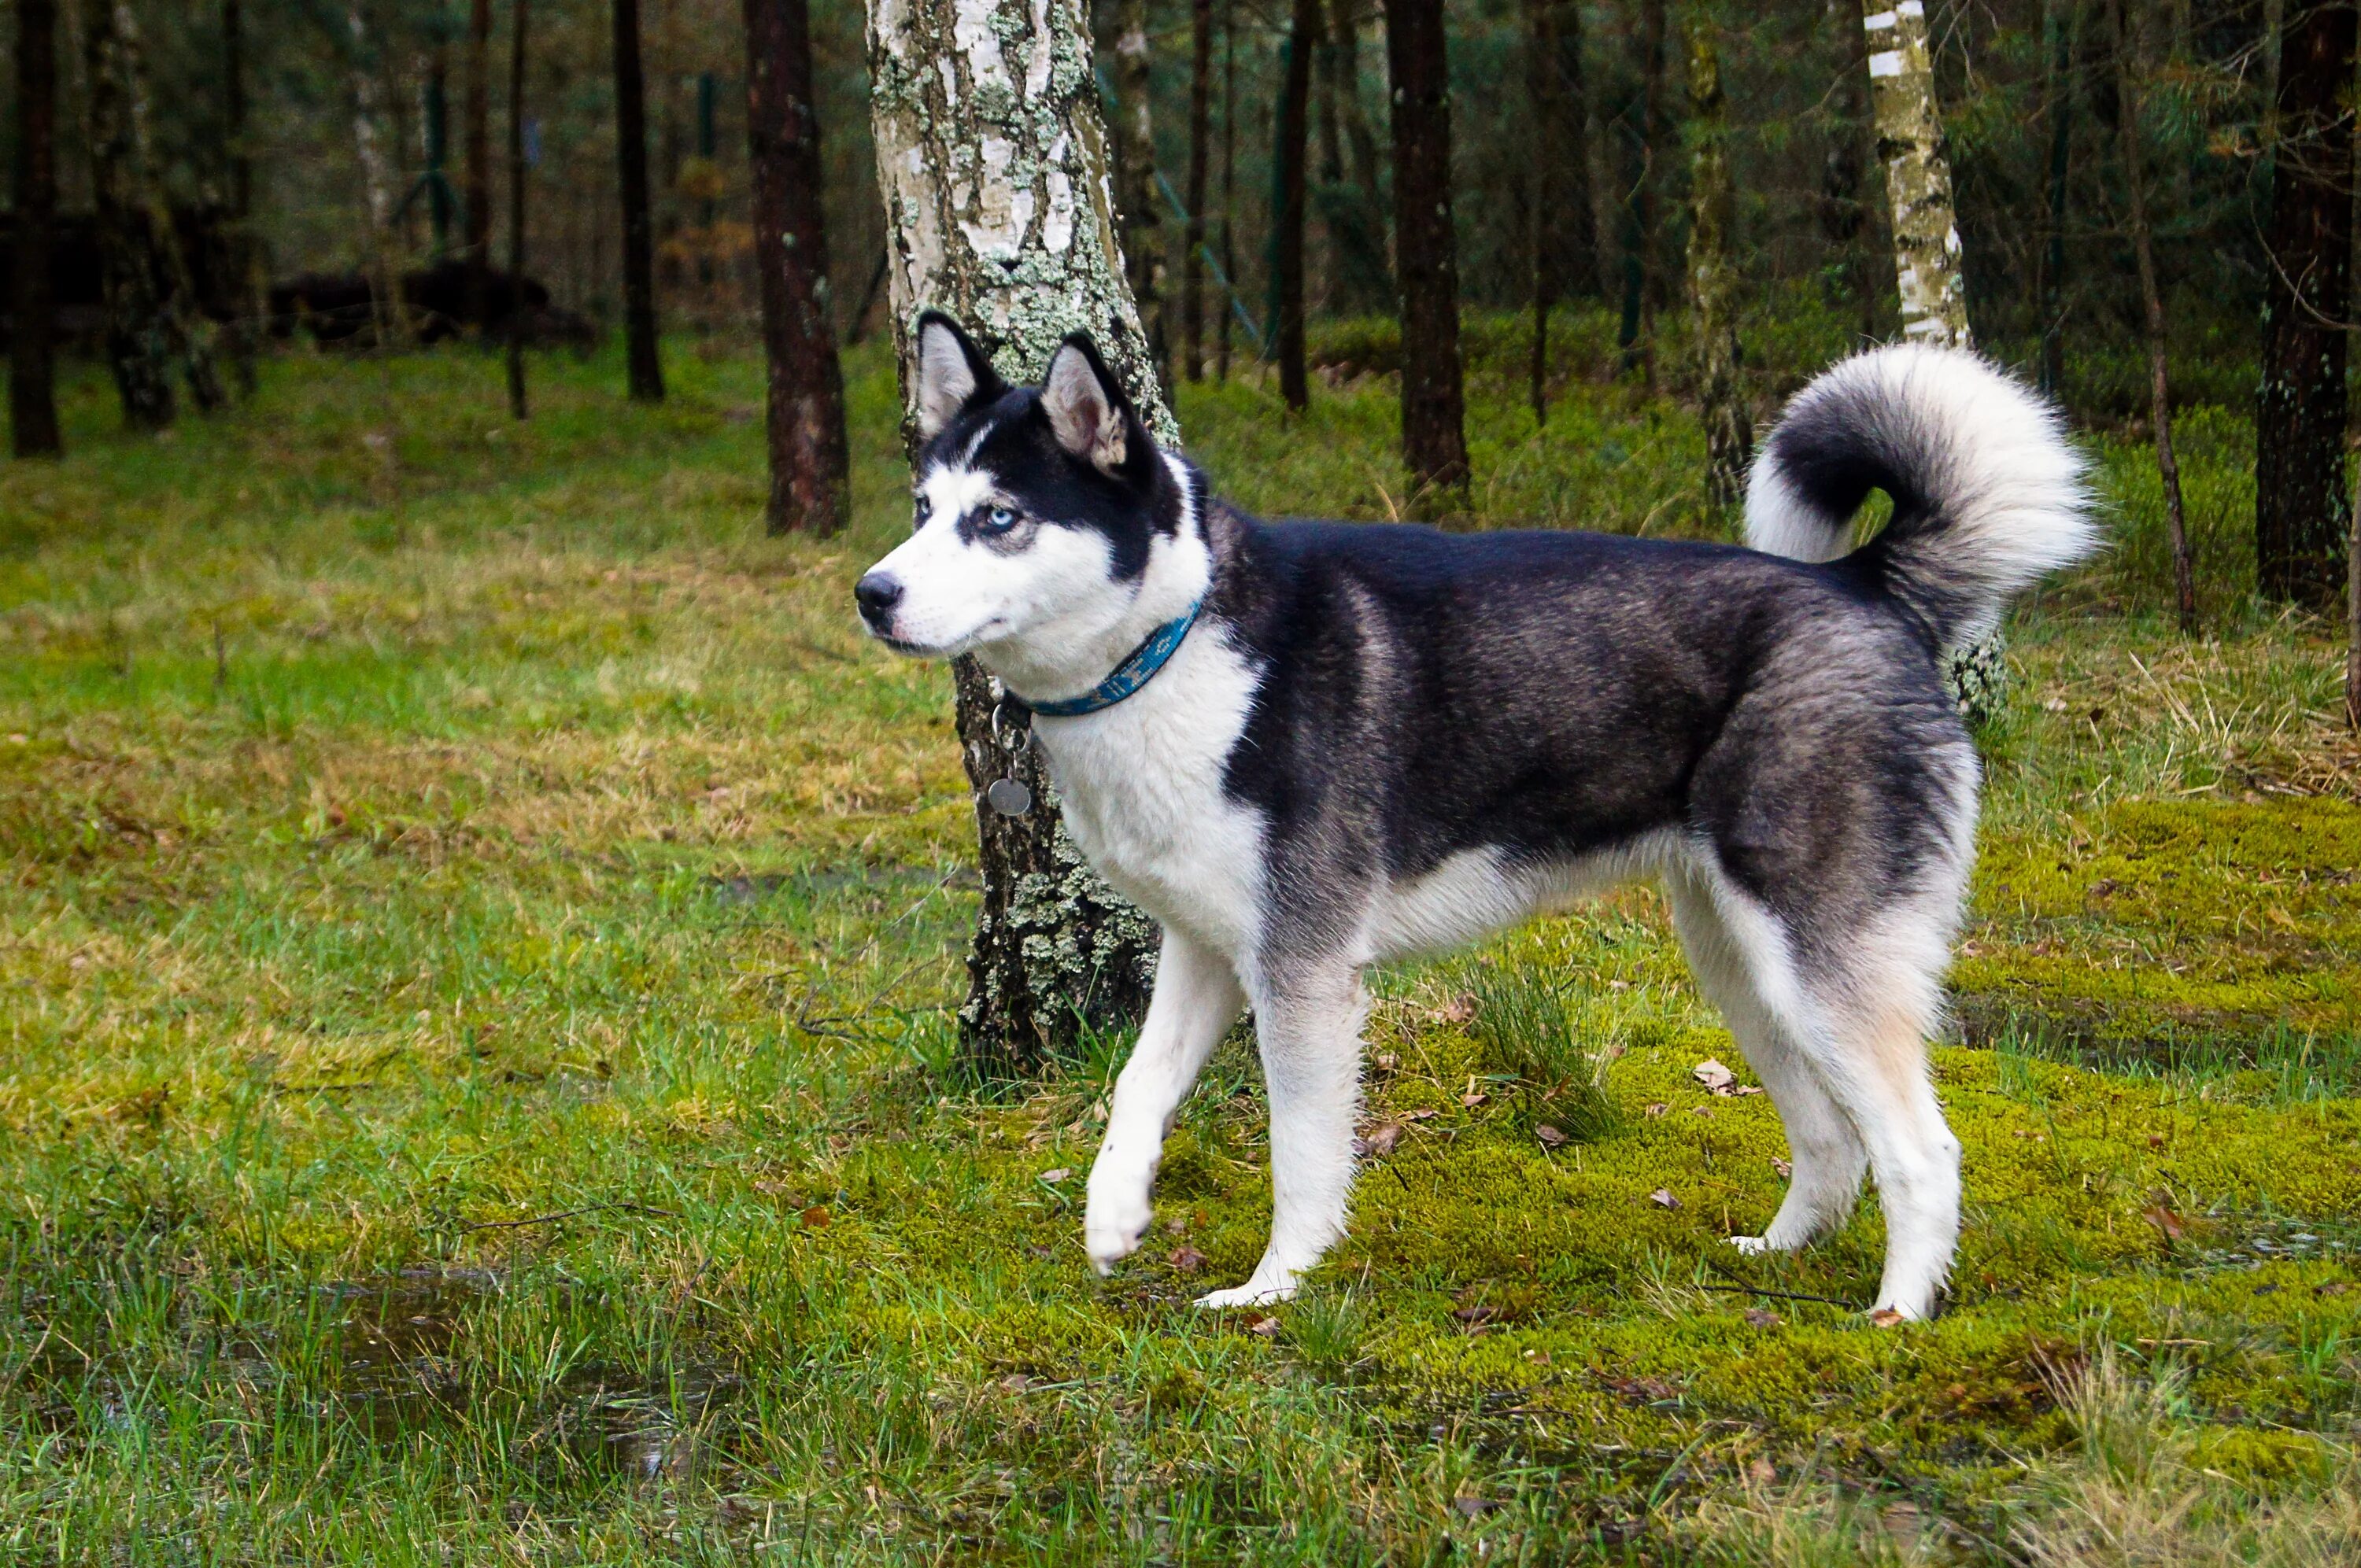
left=855, top=314, right=1198, bottom=675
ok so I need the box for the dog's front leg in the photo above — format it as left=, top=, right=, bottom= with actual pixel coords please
left=1195, top=965, right=1365, bottom=1309
left=1084, top=927, right=1246, bottom=1275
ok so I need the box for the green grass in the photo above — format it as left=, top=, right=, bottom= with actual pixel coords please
left=2, top=320, right=2358, bottom=1562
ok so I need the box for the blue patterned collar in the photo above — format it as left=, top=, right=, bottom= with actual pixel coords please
left=1011, top=598, right=1206, bottom=718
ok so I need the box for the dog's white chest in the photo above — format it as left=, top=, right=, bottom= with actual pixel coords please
left=1032, top=629, right=1265, bottom=957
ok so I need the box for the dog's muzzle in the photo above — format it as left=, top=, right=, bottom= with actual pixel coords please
left=854, top=572, right=903, bottom=634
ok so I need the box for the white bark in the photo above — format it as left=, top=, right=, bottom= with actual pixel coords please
left=1862, top=0, right=1970, bottom=347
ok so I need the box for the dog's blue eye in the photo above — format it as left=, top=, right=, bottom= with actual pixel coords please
left=981, top=506, right=1019, bottom=535
left=912, top=494, right=932, bottom=527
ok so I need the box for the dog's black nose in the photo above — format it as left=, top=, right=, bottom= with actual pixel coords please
left=854, top=573, right=903, bottom=625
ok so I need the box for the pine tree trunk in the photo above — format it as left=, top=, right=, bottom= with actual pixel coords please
left=1685, top=11, right=1748, bottom=511
left=1620, top=0, right=1668, bottom=381
left=1216, top=0, right=1236, bottom=382
left=1276, top=0, right=1316, bottom=411
left=2256, top=0, right=2355, bottom=611
left=865, top=0, right=1168, bottom=1073
left=745, top=0, right=851, bottom=536
left=87, top=0, right=176, bottom=430
left=2037, top=0, right=2077, bottom=397
left=1115, top=0, right=1169, bottom=396
left=614, top=0, right=666, bottom=401
left=1861, top=0, right=1969, bottom=345
left=1183, top=0, right=1213, bottom=381
left=221, top=0, right=264, bottom=399
left=466, top=0, right=493, bottom=330
left=2111, top=0, right=2194, bottom=633
left=1823, top=0, right=1879, bottom=342
left=506, top=0, right=531, bottom=419
left=9, top=0, right=64, bottom=458
left=1526, top=0, right=1596, bottom=422
left=1386, top=0, right=1469, bottom=505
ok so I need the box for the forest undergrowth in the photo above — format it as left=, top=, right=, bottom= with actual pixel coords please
left=2, top=316, right=2356, bottom=1562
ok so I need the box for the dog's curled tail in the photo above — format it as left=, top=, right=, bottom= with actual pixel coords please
left=1744, top=343, right=2097, bottom=651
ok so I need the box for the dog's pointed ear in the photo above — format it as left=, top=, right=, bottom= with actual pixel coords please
left=913, top=312, right=1005, bottom=438
left=1040, top=334, right=1136, bottom=472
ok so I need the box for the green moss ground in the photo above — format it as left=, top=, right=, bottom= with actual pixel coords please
left=2, top=323, right=2357, bottom=1562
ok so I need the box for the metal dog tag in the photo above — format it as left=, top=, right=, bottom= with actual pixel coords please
left=987, top=777, right=1033, bottom=817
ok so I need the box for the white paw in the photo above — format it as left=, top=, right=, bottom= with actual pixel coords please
left=1194, top=1276, right=1298, bottom=1310
left=1728, top=1234, right=1771, bottom=1257
left=1083, top=1164, right=1154, bottom=1276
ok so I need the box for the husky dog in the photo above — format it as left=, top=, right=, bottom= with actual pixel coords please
left=855, top=313, right=2093, bottom=1320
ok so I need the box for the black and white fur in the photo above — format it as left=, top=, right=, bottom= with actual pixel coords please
left=857, top=314, right=2095, bottom=1320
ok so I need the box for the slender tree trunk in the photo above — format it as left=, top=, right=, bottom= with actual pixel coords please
left=1277, top=0, right=1316, bottom=410
left=87, top=0, right=176, bottom=429
left=1184, top=0, right=1213, bottom=381
left=614, top=0, right=666, bottom=401
left=344, top=5, right=403, bottom=346
left=2111, top=0, right=2194, bottom=633
left=10, top=0, right=64, bottom=458
left=1620, top=0, right=1667, bottom=380
left=220, top=0, right=262, bottom=398
left=466, top=0, right=493, bottom=330
left=1115, top=0, right=1169, bottom=395
left=1860, top=0, right=2007, bottom=723
left=1387, top=0, right=1469, bottom=504
left=1523, top=0, right=1594, bottom=423
left=1820, top=0, right=1876, bottom=341
left=1861, top=0, right=1970, bottom=345
left=507, top=0, right=530, bottom=419
left=1526, top=0, right=1556, bottom=422
left=1216, top=0, right=1236, bottom=381
left=1685, top=10, right=1748, bottom=511
left=745, top=0, right=851, bottom=535
left=2256, top=0, right=2355, bottom=610
left=866, top=0, right=1167, bottom=1072
left=2037, top=0, right=2077, bottom=396
left=1331, top=0, right=1387, bottom=311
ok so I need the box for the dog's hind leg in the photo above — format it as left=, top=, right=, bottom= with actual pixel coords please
left=1698, top=876, right=1964, bottom=1321
left=1195, top=964, right=1365, bottom=1308
left=1086, top=928, right=1247, bottom=1275
left=1665, top=871, right=1867, bottom=1254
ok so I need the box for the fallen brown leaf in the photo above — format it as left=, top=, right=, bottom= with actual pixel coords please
left=1868, top=1308, right=1907, bottom=1328
left=1039, top=1168, right=1072, bottom=1185
left=1535, top=1124, right=1568, bottom=1148
left=800, top=1205, right=831, bottom=1229
left=1744, top=1308, right=1783, bottom=1329
left=1692, top=1058, right=1736, bottom=1094
left=1650, top=1189, right=1681, bottom=1210
left=1247, top=1315, right=1281, bottom=1338
left=1770, top=1157, right=1793, bottom=1179
left=1169, top=1245, right=1207, bottom=1274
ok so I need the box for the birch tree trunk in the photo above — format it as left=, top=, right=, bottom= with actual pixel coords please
left=10, top=0, right=64, bottom=457
left=1684, top=12, right=1748, bottom=511
left=745, top=0, right=851, bottom=534
left=866, top=0, right=1166, bottom=1072
left=1860, top=0, right=1969, bottom=346
left=1860, top=0, right=2004, bottom=724
left=345, top=4, right=406, bottom=349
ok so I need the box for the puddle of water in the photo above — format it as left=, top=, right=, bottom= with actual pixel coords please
left=317, top=1267, right=738, bottom=1478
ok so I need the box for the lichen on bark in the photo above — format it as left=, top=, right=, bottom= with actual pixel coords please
left=866, top=0, right=1173, bottom=1072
